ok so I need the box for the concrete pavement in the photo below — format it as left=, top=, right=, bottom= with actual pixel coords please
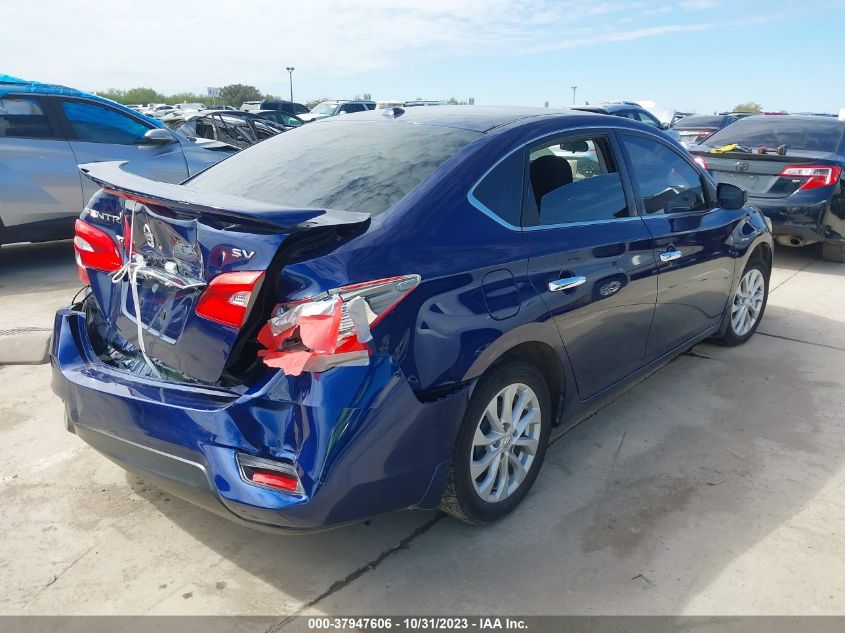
left=0, top=242, right=843, bottom=618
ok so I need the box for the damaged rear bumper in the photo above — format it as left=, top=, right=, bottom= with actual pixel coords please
left=50, top=307, right=469, bottom=531
left=751, top=195, right=842, bottom=243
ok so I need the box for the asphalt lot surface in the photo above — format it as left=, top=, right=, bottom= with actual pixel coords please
left=1, top=240, right=844, bottom=617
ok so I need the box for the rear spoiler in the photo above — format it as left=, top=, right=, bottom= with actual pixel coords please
left=688, top=149, right=828, bottom=164
left=79, top=161, right=370, bottom=231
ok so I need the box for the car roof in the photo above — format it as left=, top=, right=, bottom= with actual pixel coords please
left=318, top=105, right=607, bottom=133
left=572, top=102, right=643, bottom=114
left=0, top=74, right=164, bottom=128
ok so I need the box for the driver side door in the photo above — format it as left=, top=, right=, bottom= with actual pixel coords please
left=53, top=97, right=189, bottom=206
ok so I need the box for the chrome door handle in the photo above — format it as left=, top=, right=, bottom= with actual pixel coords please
left=548, top=276, right=586, bottom=292
left=659, top=248, right=682, bottom=263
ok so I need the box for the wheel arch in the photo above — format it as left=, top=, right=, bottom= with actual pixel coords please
left=496, top=341, right=566, bottom=426
left=750, top=241, right=773, bottom=270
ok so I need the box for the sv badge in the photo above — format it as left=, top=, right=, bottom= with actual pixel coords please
left=231, top=248, right=256, bottom=260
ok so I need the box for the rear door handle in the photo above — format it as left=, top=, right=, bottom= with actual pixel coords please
left=548, top=276, right=586, bottom=292
left=659, top=248, right=682, bottom=263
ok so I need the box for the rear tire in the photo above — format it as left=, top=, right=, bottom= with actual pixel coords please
left=440, top=359, right=552, bottom=525
left=716, top=257, right=769, bottom=347
left=822, top=241, right=845, bottom=263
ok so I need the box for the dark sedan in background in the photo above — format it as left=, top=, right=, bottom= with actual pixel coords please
left=691, top=115, right=845, bottom=261
left=673, top=114, right=741, bottom=146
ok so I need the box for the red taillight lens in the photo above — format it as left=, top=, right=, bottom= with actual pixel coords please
left=257, top=274, right=421, bottom=375
left=73, top=219, right=122, bottom=282
left=696, top=130, right=713, bottom=141
left=780, top=165, right=842, bottom=191
left=693, top=156, right=709, bottom=170
left=195, top=270, right=265, bottom=328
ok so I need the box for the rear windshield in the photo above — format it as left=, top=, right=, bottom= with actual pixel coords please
left=188, top=120, right=480, bottom=215
left=675, top=115, right=726, bottom=128
left=704, top=117, right=845, bottom=153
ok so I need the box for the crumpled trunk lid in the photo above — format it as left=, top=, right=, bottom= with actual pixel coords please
left=78, top=161, right=369, bottom=384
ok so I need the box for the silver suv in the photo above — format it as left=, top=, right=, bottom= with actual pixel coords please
left=298, top=100, right=376, bottom=122
left=0, top=77, right=235, bottom=247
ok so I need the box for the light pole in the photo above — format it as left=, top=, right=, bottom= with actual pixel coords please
left=286, top=67, right=295, bottom=102
left=571, top=86, right=578, bottom=105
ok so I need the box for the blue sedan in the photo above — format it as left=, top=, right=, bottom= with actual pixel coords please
left=51, top=106, right=773, bottom=530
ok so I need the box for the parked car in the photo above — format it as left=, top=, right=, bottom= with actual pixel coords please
left=0, top=76, right=235, bottom=247
left=52, top=106, right=772, bottom=531
left=690, top=115, right=845, bottom=261
left=253, top=109, right=304, bottom=129
left=146, top=104, right=178, bottom=118
left=299, top=99, right=376, bottom=122
left=240, top=100, right=310, bottom=117
left=164, top=109, right=284, bottom=149
left=571, top=101, right=682, bottom=143
left=673, top=114, right=741, bottom=146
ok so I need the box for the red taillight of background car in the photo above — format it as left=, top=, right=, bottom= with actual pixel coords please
left=195, top=270, right=265, bottom=328
left=693, top=156, right=709, bottom=170
left=73, top=219, right=123, bottom=284
left=695, top=130, right=714, bottom=142
left=780, top=165, right=842, bottom=191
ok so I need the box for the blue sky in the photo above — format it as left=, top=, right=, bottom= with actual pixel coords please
left=2, top=0, right=842, bottom=114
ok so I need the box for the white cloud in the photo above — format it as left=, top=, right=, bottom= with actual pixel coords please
left=0, top=0, right=721, bottom=92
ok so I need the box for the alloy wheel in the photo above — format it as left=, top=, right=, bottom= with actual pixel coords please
left=470, top=383, right=542, bottom=503
left=731, top=268, right=765, bottom=336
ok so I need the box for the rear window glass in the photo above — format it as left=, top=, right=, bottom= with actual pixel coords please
left=188, top=120, right=480, bottom=215
left=675, top=115, right=725, bottom=128
left=704, top=117, right=845, bottom=152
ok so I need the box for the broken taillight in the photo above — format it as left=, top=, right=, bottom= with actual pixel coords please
left=195, top=270, right=265, bottom=328
left=780, top=165, right=842, bottom=191
left=74, top=219, right=123, bottom=283
left=258, top=274, right=421, bottom=375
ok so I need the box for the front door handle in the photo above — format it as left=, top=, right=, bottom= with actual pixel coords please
left=548, top=276, right=586, bottom=292
left=659, top=248, right=682, bottom=263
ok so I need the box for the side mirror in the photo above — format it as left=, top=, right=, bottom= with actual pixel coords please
left=717, top=182, right=747, bottom=210
left=143, top=128, right=177, bottom=145
left=659, top=122, right=670, bottom=130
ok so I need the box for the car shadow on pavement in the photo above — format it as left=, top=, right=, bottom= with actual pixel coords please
left=128, top=306, right=845, bottom=616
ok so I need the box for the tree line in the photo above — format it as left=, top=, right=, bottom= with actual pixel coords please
left=95, top=84, right=274, bottom=108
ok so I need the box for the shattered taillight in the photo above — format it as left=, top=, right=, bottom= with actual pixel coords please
left=74, top=219, right=123, bottom=283
left=195, top=271, right=265, bottom=328
left=257, top=274, right=421, bottom=375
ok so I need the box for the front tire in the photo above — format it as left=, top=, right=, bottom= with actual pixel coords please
left=716, top=257, right=769, bottom=346
left=440, top=359, right=552, bottom=525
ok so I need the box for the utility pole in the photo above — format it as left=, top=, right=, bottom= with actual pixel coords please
left=286, top=67, right=295, bottom=102
left=571, top=86, right=578, bottom=105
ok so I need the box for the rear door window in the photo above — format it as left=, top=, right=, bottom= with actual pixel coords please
left=61, top=99, right=151, bottom=144
left=528, top=136, right=629, bottom=225
left=0, top=96, right=56, bottom=139
left=621, top=134, right=708, bottom=214
left=634, top=110, right=661, bottom=128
